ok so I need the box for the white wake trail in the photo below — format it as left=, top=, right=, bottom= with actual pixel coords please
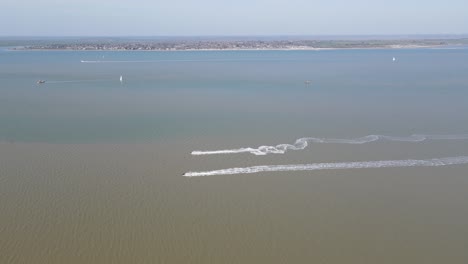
left=183, top=156, right=468, bottom=177
left=80, top=59, right=270, bottom=63
left=45, top=79, right=110, bottom=84
left=191, top=134, right=468, bottom=156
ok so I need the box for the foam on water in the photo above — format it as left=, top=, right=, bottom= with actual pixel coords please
left=191, top=134, right=468, bottom=156
left=45, top=79, right=111, bottom=84
left=80, top=59, right=272, bottom=63
left=183, top=156, right=468, bottom=177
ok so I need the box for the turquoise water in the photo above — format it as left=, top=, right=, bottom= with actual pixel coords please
left=1, top=48, right=468, bottom=143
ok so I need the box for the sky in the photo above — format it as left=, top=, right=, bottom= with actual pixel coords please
left=1, top=0, right=468, bottom=36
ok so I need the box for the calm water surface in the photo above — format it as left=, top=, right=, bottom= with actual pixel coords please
left=1, top=48, right=468, bottom=263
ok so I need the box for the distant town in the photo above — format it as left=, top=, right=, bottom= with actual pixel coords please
left=9, top=37, right=468, bottom=51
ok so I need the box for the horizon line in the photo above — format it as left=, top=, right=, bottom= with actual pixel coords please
left=1, top=33, right=468, bottom=38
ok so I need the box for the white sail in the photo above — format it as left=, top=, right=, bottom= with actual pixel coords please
left=392, top=57, right=396, bottom=62
left=119, top=75, right=123, bottom=83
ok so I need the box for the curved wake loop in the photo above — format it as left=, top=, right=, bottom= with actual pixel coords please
left=191, top=134, right=468, bottom=156
left=183, top=156, right=468, bottom=177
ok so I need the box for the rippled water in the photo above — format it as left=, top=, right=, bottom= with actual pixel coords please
left=1, top=48, right=468, bottom=263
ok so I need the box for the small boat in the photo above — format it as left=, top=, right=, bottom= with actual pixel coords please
left=392, top=57, right=396, bottom=62
left=119, top=75, right=123, bottom=83
left=37, top=80, right=46, bottom=84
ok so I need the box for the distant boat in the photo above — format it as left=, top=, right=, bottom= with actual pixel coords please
left=119, top=75, right=123, bottom=83
left=393, top=57, right=396, bottom=62
left=304, top=80, right=311, bottom=86
left=36, top=80, right=46, bottom=84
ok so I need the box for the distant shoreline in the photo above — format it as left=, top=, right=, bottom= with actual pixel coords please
left=9, top=38, right=468, bottom=52
left=11, top=45, right=467, bottom=52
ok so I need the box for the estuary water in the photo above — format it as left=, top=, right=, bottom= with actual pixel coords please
left=1, top=47, right=468, bottom=263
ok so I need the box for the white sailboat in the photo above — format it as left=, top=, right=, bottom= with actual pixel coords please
left=120, top=75, right=123, bottom=84
left=392, top=57, right=396, bottom=62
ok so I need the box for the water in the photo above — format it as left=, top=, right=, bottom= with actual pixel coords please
left=1, top=47, right=468, bottom=263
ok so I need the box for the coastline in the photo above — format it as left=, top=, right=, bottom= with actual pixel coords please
left=7, top=37, right=468, bottom=52
left=10, top=44, right=465, bottom=52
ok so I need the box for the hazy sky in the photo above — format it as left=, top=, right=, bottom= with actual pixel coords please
left=2, top=0, right=467, bottom=36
